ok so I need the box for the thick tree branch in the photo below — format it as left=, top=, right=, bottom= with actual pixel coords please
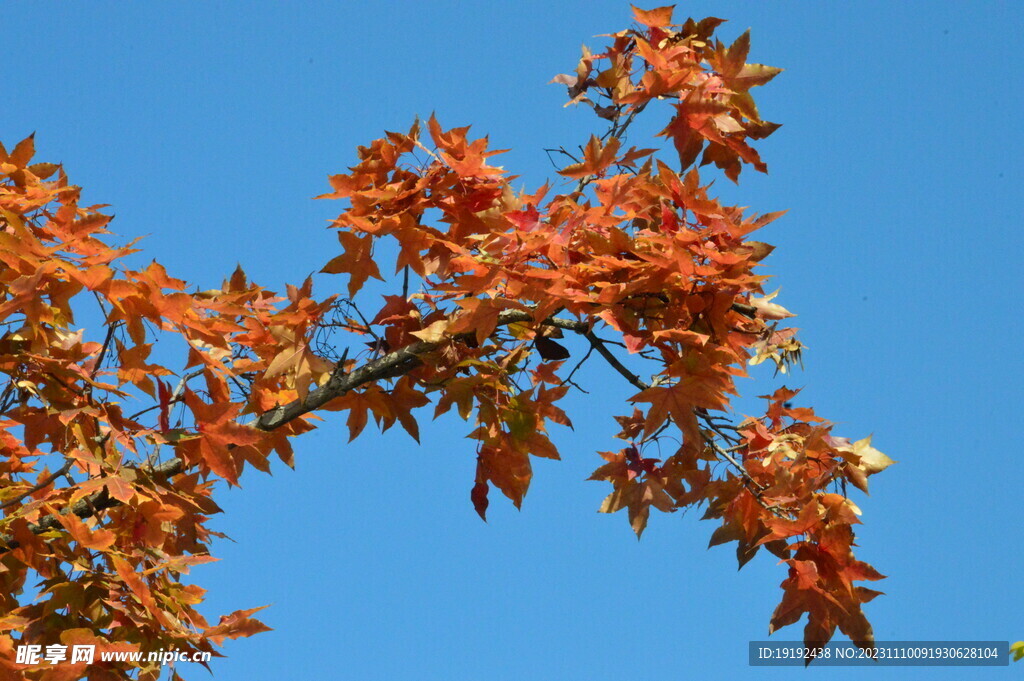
left=1, top=307, right=663, bottom=549
left=254, top=309, right=624, bottom=430
left=0, top=459, right=182, bottom=551
left=578, top=329, right=650, bottom=391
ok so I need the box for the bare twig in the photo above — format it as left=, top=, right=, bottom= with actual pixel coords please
left=560, top=343, right=595, bottom=388
left=0, top=461, right=73, bottom=511
left=90, top=321, right=122, bottom=380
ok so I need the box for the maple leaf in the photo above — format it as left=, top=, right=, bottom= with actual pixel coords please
left=54, top=513, right=115, bottom=551
left=454, top=299, right=503, bottom=346
left=506, top=204, right=541, bottom=232
left=762, top=499, right=822, bottom=541
left=434, top=376, right=480, bottom=420
left=742, top=240, right=775, bottom=262
left=558, top=135, right=622, bottom=179
left=111, top=556, right=167, bottom=626
left=471, top=480, right=489, bottom=521
left=386, top=376, right=429, bottom=442
left=157, top=378, right=173, bottom=432
left=263, top=325, right=334, bottom=401
left=534, top=336, right=570, bottom=361
left=630, top=379, right=726, bottom=439
left=204, top=606, right=273, bottom=644
left=184, top=391, right=265, bottom=485
left=749, top=289, right=795, bottom=320
left=836, top=435, right=894, bottom=493
left=850, top=436, right=895, bottom=475
left=409, top=318, right=450, bottom=343
left=8, top=133, right=35, bottom=168
left=321, top=231, right=384, bottom=297
left=631, top=4, right=675, bottom=28
left=476, top=443, right=532, bottom=509
left=598, top=476, right=674, bottom=537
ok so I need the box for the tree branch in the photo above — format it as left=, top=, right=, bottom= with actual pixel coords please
left=578, top=329, right=650, bottom=391
left=1, top=308, right=654, bottom=549
left=0, top=461, right=73, bottom=512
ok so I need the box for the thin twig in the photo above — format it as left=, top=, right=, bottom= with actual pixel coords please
left=90, top=321, right=122, bottom=380
left=560, top=343, right=595, bottom=388
left=0, top=461, right=73, bottom=511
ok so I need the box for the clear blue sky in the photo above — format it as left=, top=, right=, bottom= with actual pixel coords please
left=4, top=2, right=1022, bottom=679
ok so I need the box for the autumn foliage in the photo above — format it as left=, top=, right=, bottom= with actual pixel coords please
left=0, top=6, right=893, bottom=678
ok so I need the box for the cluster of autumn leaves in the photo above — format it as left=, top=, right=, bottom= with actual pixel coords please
left=0, top=5, right=895, bottom=679
left=0, top=135, right=329, bottom=679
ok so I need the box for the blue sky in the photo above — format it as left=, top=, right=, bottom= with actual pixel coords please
left=3, top=1, right=1022, bottom=679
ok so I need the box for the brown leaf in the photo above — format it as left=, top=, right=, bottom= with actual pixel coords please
left=471, top=481, right=489, bottom=521
left=534, top=336, right=570, bottom=361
